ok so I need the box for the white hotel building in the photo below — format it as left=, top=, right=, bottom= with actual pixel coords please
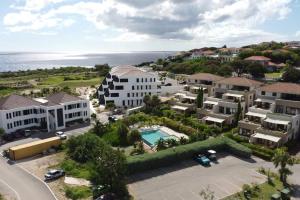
left=0, top=92, right=90, bottom=134
left=98, top=66, right=182, bottom=107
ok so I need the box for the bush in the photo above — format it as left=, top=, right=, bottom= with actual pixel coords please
left=242, top=143, right=275, bottom=160
left=224, top=132, right=249, bottom=143
left=65, top=186, right=92, bottom=200
left=60, top=159, right=93, bottom=180
left=127, top=137, right=251, bottom=174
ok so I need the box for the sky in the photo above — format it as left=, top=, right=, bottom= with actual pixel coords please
left=0, top=0, right=300, bottom=52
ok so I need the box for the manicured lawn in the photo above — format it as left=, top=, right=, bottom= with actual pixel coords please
left=65, top=185, right=92, bottom=200
left=37, top=75, right=102, bottom=88
left=265, top=72, right=282, bottom=79
left=224, top=176, right=284, bottom=200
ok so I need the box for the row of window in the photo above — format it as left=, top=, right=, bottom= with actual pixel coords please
left=6, top=108, right=46, bottom=119
left=122, top=99, right=143, bottom=106
left=6, top=118, right=40, bottom=129
left=136, top=77, right=156, bottom=83
left=132, top=85, right=155, bottom=90
left=65, top=112, right=82, bottom=119
left=127, top=92, right=152, bottom=98
left=261, top=91, right=277, bottom=97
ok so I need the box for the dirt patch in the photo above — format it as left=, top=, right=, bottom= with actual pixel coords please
left=17, top=152, right=71, bottom=200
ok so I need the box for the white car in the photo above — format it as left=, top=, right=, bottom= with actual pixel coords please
left=56, top=131, right=67, bottom=140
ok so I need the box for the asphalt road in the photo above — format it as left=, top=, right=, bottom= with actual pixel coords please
left=0, top=157, right=56, bottom=200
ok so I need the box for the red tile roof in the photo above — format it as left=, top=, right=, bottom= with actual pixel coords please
left=216, top=77, right=263, bottom=87
left=244, top=56, right=271, bottom=61
left=258, top=82, right=300, bottom=95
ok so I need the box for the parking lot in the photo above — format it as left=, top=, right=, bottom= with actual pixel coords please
left=128, top=154, right=267, bottom=200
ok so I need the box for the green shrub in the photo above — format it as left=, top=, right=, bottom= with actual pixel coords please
left=224, top=132, right=248, bottom=143
left=127, top=137, right=251, bottom=174
left=65, top=186, right=92, bottom=200
left=242, top=143, right=275, bottom=161
left=60, top=159, right=93, bottom=180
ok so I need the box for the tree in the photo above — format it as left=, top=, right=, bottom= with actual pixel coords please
left=66, top=134, right=106, bottom=163
left=105, top=102, right=116, bottom=111
left=128, top=129, right=141, bottom=144
left=234, top=101, right=242, bottom=127
left=91, top=147, right=129, bottom=198
left=94, top=64, right=110, bottom=76
left=282, top=66, right=300, bottom=83
left=272, top=147, right=294, bottom=186
left=93, top=120, right=106, bottom=137
left=246, top=63, right=266, bottom=78
left=117, top=122, right=129, bottom=146
left=196, top=87, right=204, bottom=108
left=0, top=128, right=5, bottom=139
left=156, top=138, right=167, bottom=151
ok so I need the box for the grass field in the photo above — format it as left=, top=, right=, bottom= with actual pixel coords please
left=0, top=72, right=103, bottom=97
left=65, top=185, right=92, bottom=200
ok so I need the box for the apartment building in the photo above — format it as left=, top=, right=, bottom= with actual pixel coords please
left=198, top=77, right=263, bottom=126
left=238, top=82, right=300, bottom=148
left=0, top=92, right=90, bottom=134
left=186, top=73, right=224, bottom=96
left=98, top=66, right=182, bottom=108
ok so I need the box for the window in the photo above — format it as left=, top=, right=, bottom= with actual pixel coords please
left=136, top=78, right=139, bottom=82
left=127, top=93, right=130, bottom=97
left=141, top=85, right=143, bottom=90
left=137, top=85, right=139, bottom=90
left=123, top=100, right=125, bottom=106
left=146, top=85, right=148, bottom=89
left=154, top=78, right=156, bottom=82
left=141, top=78, right=143, bottom=82
left=149, top=85, right=151, bottom=89
left=120, top=78, right=128, bottom=82
left=150, top=78, right=152, bottom=82
left=136, top=93, right=138, bottom=97
left=272, top=92, right=277, bottom=97
left=132, top=85, right=135, bottom=90
left=115, top=85, right=124, bottom=90
left=261, top=91, right=265, bottom=95
left=132, top=93, right=135, bottom=97
left=111, top=93, right=119, bottom=97
left=145, top=78, right=147, bottom=82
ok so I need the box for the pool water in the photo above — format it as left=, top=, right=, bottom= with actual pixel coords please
left=141, top=129, right=177, bottom=147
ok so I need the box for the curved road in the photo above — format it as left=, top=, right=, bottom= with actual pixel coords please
left=0, top=157, right=56, bottom=200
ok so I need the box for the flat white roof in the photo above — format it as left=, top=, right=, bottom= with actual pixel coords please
left=191, top=86, right=207, bottom=90
left=204, top=116, right=225, bottom=123
left=183, top=96, right=196, bottom=100
left=264, top=118, right=290, bottom=125
left=246, top=112, right=266, bottom=119
left=171, top=105, right=188, bottom=111
left=253, top=133, right=281, bottom=143
left=223, top=93, right=244, bottom=98
left=33, top=98, right=48, bottom=103
left=255, top=98, right=275, bottom=104
left=204, top=100, right=218, bottom=105
left=175, top=93, right=186, bottom=96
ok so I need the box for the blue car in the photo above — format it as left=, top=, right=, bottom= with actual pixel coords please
left=196, top=154, right=211, bottom=166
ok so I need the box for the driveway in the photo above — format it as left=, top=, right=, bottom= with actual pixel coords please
left=0, top=157, right=56, bottom=200
left=128, top=154, right=268, bottom=200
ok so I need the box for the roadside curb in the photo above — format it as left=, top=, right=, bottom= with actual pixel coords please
left=16, top=164, right=58, bottom=200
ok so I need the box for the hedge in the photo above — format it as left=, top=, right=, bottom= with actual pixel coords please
left=241, top=142, right=275, bottom=161
left=126, top=137, right=252, bottom=174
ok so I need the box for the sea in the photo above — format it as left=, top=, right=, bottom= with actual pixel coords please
left=0, top=51, right=175, bottom=72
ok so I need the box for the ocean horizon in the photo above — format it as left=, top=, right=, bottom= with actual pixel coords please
left=0, top=51, right=175, bottom=72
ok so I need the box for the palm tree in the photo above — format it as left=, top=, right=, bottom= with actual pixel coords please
left=272, top=147, right=294, bottom=186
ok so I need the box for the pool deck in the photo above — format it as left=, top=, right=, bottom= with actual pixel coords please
left=160, top=126, right=189, bottom=139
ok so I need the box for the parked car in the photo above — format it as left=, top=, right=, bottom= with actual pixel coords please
left=56, top=131, right=67, bottom=140
left=196, top=154, right=210, bottom=166
left=44, top=169, right=65, bottom=181
left=23, top=130, right=32, bottom=137
left=206, top=150, right=217, bottom=161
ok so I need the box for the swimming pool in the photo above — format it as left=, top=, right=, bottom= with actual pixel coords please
left=141, top=129, right=177, bottom=147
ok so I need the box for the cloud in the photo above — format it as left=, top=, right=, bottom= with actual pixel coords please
left=3, top=0, right=293, bottom=45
